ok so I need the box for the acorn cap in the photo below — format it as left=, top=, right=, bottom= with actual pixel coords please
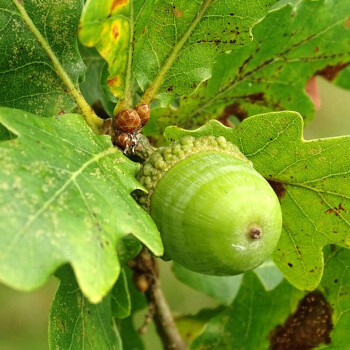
left=136, top=135, right=251, bottom=210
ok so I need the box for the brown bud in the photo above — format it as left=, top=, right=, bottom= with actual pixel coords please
left=116, top=133, right=132, bottom=149
left=115, top=109, right=141, bottom=133
left=133, top=271, right=150, bottom=293
left=135, top=104, right=150, bottom=126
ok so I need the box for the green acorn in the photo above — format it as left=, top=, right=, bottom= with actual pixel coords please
left=137, top=135, right=282, bottom=276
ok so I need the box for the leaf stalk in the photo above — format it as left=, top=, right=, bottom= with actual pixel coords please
left=114, top=1, right=135, bottom=116
left=138, top=0, right=213, bottom=106
left=13, top=0, right=104, bottom=134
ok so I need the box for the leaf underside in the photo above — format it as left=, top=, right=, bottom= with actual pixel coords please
left=172, top=259, right=283, bottom=306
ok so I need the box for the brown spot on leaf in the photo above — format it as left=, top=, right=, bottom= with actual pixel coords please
left=324, top=203, right=346, bottom=216
left=142, top=27, right=146, bottom=36
left=246, top=92, right=265, bottom=102
left=268, top=181, right=286, bottom=200
left=340, top=203, right=346, bottom=211
left=238, top=55, right=254, bottom=74
left=112, top=24, right=119, bottom=39
left=173, top=7, right=183, bottom=18
left=218, top=102, right=247, bottom=123
left=270, top=291, right=333, bottom=350
left=96, top=223, right=103, bottom=232
left=346, top=17, right=350, bottom=28
left=107, top=76, right=119, bottom=87
left=110, top=0, right=128, bottom=13
left=316, top=62, right=350, bottom=81
left=217, top=114, right=235, bottom=127
left=196, top=39, right=223, bottom=45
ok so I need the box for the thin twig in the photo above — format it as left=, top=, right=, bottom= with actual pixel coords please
left=146, top=275, right=186, bottom=350
left=138, top=302, right=156, bottom=335
left=131, top=249, right=186, bottom=350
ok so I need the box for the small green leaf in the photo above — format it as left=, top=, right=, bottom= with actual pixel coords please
left=0, top=0, right=84, bottom=116
left=147, top=0, right=350, bottom=137
left=191, top=272, right=304, bottom=350
left=49, top=266, right=122, bottom=350
left=79, top=0, right=277, bottom=109
left=165, top=111, right=350, bottom=292
left=111, top=269, right=131, bottom=319
left=172, top=263, right=242, bottom=306
left=0, top=108, right=163, bottom=303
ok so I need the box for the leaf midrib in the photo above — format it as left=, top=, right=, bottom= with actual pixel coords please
left=139, top=0, right=213, bottom=105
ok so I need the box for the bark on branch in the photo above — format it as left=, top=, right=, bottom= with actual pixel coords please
left=130, top=249, right=186, bottom=350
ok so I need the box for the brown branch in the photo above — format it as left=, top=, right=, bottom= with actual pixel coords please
left=130, top=249, right=186, bottom=350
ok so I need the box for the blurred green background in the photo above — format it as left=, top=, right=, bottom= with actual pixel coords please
left=0, top=77, right=349, bottom=350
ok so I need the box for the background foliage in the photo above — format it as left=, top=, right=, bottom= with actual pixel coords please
left=1, top=0, right=350, bottom=349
